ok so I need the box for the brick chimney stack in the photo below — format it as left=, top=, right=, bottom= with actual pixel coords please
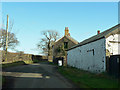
left=65, top=27, right=70, bottom=36
left=97, top=30, right=100, bottom=34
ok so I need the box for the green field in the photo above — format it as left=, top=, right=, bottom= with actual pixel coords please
left=58, top=66, right=119, bottom=88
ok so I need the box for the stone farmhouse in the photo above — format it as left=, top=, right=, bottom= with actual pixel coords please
left=67, top=24, right=120, bottom=73
left=52, top=27, right=79, bottom=66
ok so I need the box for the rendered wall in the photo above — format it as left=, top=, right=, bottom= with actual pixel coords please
left=67, top=38, right=106, bottom=73
left=106, top=34, right=120, bottom=56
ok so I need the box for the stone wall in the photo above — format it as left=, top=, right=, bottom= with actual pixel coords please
left=32, top=55, right=48, bottom=61
left=1, top=51, right=47, bottom=63
left=2, top=51, right=32, bottom=63
left=53, top=36, right=77, bottom=57
left=53, top=36, right=78, bottom=66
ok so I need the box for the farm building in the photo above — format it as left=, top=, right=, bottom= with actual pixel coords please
left=52, top=27, right=79, bottom=66
left=67, top=24, right=120, bottom=73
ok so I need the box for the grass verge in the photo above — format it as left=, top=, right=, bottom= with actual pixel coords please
left=58, top=66, right=119, bottom=88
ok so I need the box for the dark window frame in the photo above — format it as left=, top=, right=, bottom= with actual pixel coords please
left=87, top=49, right=94, bottom=56
left=64, top=42, right=68, bottom=49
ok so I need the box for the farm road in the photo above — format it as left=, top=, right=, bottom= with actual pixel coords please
left=2, top=62, right=75, bottom=88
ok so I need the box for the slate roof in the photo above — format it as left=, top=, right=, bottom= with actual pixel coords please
left=54, top=35, right=79, bottom=45
left=67, top=24, right=120, bottom=51
left=65, top=36, right=79, bottom=44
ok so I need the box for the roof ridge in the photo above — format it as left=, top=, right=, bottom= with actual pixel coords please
left=54, top=35, right=78, bottom=45
left=65, top=35, right=79, bottom=44
left=67, top=24, right=120, bottom=51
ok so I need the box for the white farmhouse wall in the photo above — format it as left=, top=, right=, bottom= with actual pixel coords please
left=106, top=34, right=120, bottom=55
left=67, top=38, right=106, bottom=73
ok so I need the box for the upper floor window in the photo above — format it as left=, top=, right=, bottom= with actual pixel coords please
left=64, top=42, right=68, bottom=49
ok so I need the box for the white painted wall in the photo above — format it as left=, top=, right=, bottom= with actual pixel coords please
left=106, top=34, right=120, bottom=55
left=67, top=38, right=106, bottom=73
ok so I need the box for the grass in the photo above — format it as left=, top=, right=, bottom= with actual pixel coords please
left=58, top=66, right=120, bottom=88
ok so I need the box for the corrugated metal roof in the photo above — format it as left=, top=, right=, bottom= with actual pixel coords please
left=67, top=24, right=120, bottom=51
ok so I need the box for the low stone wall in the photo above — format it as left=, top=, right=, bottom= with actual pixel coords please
left=32, top=55, right=48, bottom=61
left=2, top=51, right=32, bottom=63
left=1, top=51, right=48, bottom=63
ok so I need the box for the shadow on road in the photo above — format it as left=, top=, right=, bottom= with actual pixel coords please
left=2, top=62, right=75, bottom=88
left=3, top=75, right=52, bottom=88
left=2, top=62, right=56, bottom=75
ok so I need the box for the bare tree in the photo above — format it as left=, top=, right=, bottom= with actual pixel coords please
left=37, top=30, right=59, bottom=56
left=0, top=28, right=19, bottom=50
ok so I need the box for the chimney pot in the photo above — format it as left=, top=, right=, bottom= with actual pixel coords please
left=65, top=27, right=69, bottom=30
left=97, top=30, right=100, bottom=34
left=68, top=33, right=70, bottom=36
left=65, top=27, right=69, bottom=36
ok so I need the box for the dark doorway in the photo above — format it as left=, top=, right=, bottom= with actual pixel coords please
left=53, top=57, right=64, bottom=65
left=108, top=55, right=120, bottom=78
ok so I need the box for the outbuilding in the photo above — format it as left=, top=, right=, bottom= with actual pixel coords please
left=67, top=24, right=120, bottom=73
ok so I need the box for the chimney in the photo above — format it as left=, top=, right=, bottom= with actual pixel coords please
left=97, top=30, right=100, bottom=34
left=65, top=27, right=70, bottom=36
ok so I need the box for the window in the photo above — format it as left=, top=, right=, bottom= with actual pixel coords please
left=87, top=49, right=94, bottom=56
left=64, top=42, right=68, bottom=49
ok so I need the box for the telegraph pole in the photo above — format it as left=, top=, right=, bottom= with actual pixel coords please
left=5, top=15, right=9, bottom=62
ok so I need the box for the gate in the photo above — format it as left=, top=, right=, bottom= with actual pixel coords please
left=108, top=55, right=120, bottom=78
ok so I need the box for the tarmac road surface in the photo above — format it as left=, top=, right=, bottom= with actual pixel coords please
left=2, top=62, right=76, bottom=88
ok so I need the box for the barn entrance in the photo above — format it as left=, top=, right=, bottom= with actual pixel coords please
left=108, top=55, right=120, bottom=78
